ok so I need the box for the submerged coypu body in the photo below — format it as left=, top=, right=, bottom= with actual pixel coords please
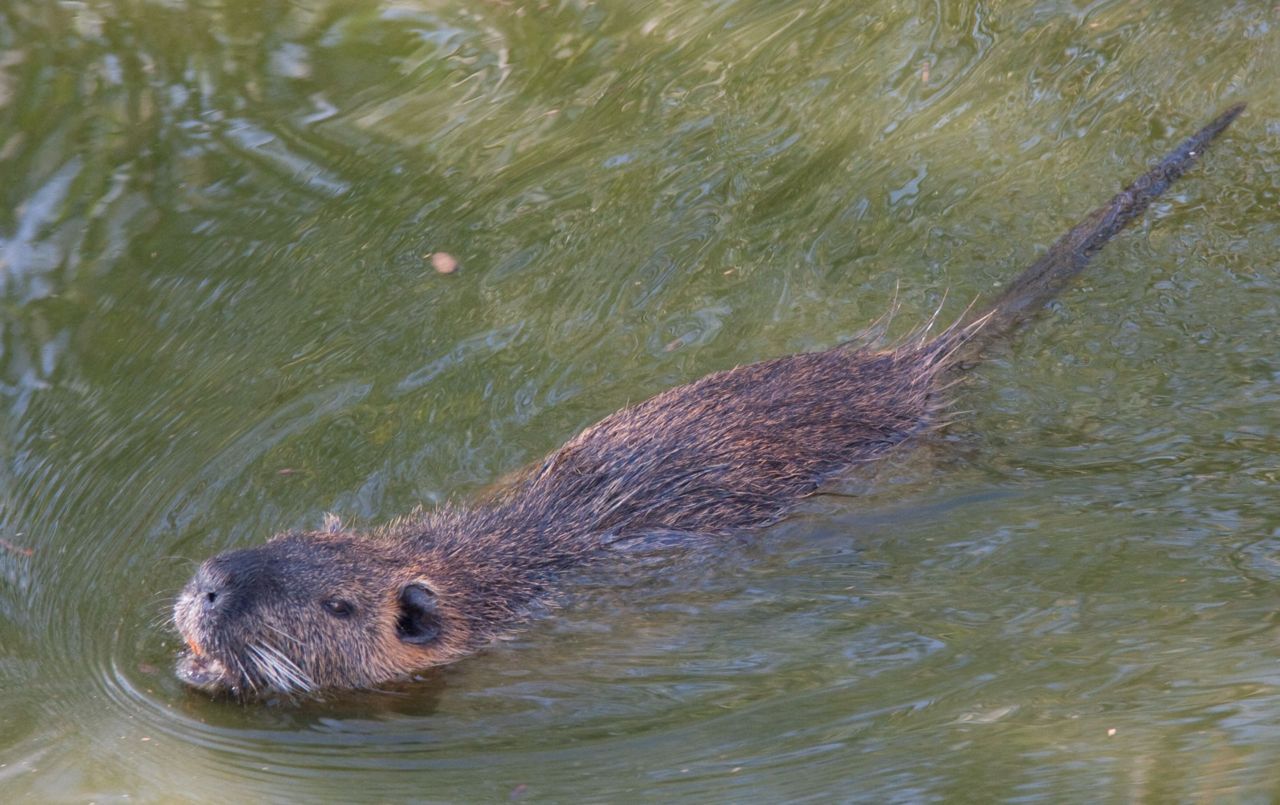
left=175, top=106, right=1244, bottom=698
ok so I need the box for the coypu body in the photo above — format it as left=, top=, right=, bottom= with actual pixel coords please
left=175, top=106, right=1244, bottom=698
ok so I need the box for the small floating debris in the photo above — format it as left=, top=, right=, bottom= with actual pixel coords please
left=665, top=333, right=697, bottom=352
left=429, top=252, right=459, bottom=275
left=0, top=537, right=33, bottom=557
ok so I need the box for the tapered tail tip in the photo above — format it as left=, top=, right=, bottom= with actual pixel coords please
left=1203, top=103, right=1247, bottom=140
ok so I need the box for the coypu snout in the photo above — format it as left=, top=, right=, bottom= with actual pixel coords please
left=174, top=531, right=458, bottom=697
left=185, top=552, right=252, bottom=620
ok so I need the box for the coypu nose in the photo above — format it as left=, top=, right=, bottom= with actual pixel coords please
left=190, top=548, right=274, bottom=617
left=193, top=559, right=235, bottom=612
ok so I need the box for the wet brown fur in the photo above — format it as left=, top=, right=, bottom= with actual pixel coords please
left=174, top=106, right=1244, bottom=698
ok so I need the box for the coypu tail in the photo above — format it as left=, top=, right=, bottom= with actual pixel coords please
left=959, top=103, right=1245, bottom=346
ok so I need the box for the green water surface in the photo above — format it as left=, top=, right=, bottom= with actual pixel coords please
left=2, top=0, right=1279, bottom=801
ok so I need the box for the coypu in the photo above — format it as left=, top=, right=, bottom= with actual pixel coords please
left=175, top=105, right=1244, bottom=698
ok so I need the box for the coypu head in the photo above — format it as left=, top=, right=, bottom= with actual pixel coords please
left=174, top=525, right=458, bottom=698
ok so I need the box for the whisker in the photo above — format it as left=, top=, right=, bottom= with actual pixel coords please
left=247, top=644, right=290, bottom=693
left=258, top=642, right=314, bottom=692
left=264, top=623, right=303, bottom=646
left=248, top=643, right=309, bottom=694
left=235, top=649, right=260, bottom=696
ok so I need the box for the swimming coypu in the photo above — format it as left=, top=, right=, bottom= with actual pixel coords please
left=175, top=105, right=1244, bottom=698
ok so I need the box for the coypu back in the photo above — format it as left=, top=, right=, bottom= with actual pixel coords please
left=499, top=104, right=1248, bottom=542
left=174, top=106, right=1244, bottom=698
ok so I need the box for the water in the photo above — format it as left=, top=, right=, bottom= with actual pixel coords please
left=1, top=0, right=1278, bottom=800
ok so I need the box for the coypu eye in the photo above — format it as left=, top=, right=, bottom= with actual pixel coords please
left=396, top=582, right=441, bottom=645
left=322, top=598, right=355, bottom=618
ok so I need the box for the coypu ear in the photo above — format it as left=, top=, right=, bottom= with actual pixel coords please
left=396, top=581, right=441, bottom=645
